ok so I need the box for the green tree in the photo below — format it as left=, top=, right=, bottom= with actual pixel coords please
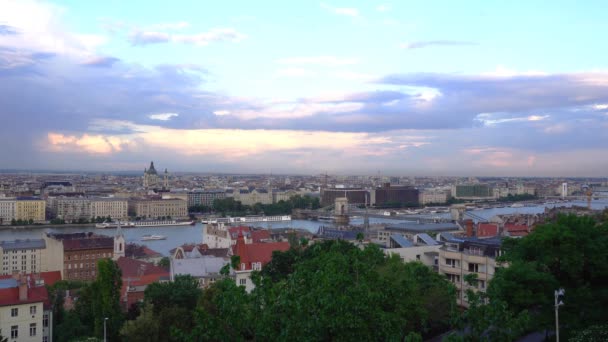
left=120, top=305, right=161, bottom=342
left=76, top=259, right=123, bottom=340
left=157, top=257, right=170, bottom=269
left=489, top=214, right=608, bottom=338
left=0, top=329, right=8, bottom=342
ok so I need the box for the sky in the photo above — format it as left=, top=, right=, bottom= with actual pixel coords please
left=1, top=0, right=608, bottom=176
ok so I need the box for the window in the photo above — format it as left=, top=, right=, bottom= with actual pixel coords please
left=30, top=305, right=37, bottom=315
left=416, top=254, right=421, bottom=260
left=468, top=263, right=479, bottom=273
left=43, top=336, right=49, bottom=342
left=446, top=274, right=460, bottom=284
left=479, top=280, right=486, bottom=289
left=11, top=325, right=18, bottom=339
left=11, top=307, right=18, bottom=317
left=43, top=313, right=49, bottom=327
left=445, top=258, right=459, bottom=268
left=30, top=323, right=36, bottom=336
left=239, top=278, right=246, bottom=286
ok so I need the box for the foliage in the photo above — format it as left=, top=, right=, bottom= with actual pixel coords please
left=157, top=256, right=170, bottom=269
left=120, top=305, right=162, bottom=342
left=489, top=214, right=608, bottom=338
left=181, top=240, right=456, bottom=341
left=569, top=324, right=608, bottom=342
left=125, top=243, right=146, bottom=258
left=206, top=194, right=320, bottom=216
left=0, top=329, right=8, bottom=342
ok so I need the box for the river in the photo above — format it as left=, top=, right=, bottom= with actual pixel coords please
left=1, top=199, right=607, bottom=256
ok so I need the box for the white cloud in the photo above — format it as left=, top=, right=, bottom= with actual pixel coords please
left=213, top=110, right=230, bottom=116
left=276, top=56, right=358, bottom=66
left=320, top=3, right=360, bottom=17
left=148, top=113, right=179, bottom=121
left=376, top=4, right=390, bottom=12
left=129, top=27, right=246, bottom=46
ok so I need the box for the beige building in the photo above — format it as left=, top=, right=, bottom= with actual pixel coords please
left=49, top=197, right=91, bottom=222
left=233, top=188, right=273, bottom=206
left=90, top=198, right=128, bottom=220
left=1, top=240, right=46, bottom=276
left=0, top=198, right=16, bottom=225
left=14, top=198, right=46, bottom=223
left=419, top=191, right=449, bottom=205
left=437, top=236, right=501, bottom=307
left=128, top=198, right=187, bottom=219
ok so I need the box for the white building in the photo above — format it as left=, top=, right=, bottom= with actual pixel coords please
left=0, top=198, right=16, bottom=225
left=561, top=182, right=568, bottom=198
left=0, top=239, right=46, bottom=276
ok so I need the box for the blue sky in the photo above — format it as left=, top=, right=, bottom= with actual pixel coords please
left=1, top=0, right=608, bottom=176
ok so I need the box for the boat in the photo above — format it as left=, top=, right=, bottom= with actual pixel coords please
left=201, top=215, right=291, bottom=224
left=141, top=234, right=167, bottom=241
left=510, top=203, right=524, bottom=208
left=134, top=220, right=195, bottom=227
left=95, top=222, right=136, bottom=229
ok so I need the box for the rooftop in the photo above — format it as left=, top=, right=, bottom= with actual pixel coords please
left=0, top=239, right=45, bottom=250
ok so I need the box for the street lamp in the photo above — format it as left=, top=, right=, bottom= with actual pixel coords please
left=554, top=288, right=565, bottom=342
left=104, top=317, right=109, bottom=342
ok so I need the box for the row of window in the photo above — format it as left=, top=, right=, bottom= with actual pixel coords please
left=10, top=305, right=40, bottom=317
left=65, top=252, right=110, bottom=261
left=10, top=323, right=38, bottom=339
left=67, top=262, right=96, bottom=270
left=2, top=249, right=37, bottom=254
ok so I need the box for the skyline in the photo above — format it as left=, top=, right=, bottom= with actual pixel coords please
left=1, top=1, right=608, bottom=176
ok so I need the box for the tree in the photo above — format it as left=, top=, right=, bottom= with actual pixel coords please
left=488, top=214, right=608, bottom=338
left=0, top=329, right=8, bottom=342
left=157, top=257, right=170, bottom=269
left=75, top=259, right=123, bottom=340
left=120, top=305, right=161, bottom=342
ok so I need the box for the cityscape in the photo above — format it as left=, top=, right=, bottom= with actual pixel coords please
left=2, top=1, right=608, bottom=342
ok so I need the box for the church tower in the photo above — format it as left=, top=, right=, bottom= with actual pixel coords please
left=113, top=221, right=125, bottom=260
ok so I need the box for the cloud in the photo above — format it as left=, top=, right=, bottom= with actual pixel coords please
left=321, top=3, right=360, bottom=17
left=400, top=40, right=477, bottom=49
left=0, top=24, right=18, bottom=35
left=148, top=113, right=179, bottom=121
left=376, top=4, right=390, bottom=12
left=80, top=56, right=120, bottom=67
left=129, top=27, right=246, bottom=46
left=276, top=56, right=358, bottom=66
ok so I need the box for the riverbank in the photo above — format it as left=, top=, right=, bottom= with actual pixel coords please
left=0, top=223, right=97, bottom=230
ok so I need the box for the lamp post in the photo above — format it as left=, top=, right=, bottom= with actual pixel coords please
left=554, top=288, right=565, bottom=342
left=104, top=317, right=109, bottom=342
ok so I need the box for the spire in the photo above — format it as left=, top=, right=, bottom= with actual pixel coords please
left=115, top=220, right=123, bottom=238
left=113, top=220, right=125, bottom=260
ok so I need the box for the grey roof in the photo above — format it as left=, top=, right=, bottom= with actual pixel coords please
left=438, top=232, right=463, bottom=242
left=0, top=239, right=46, bottom=250
left=171, top=256, right=229, bottom=279
left=390, top=234, right=413, bottom=247
left=386, top=222, right=459, bottom=232
left=416, top=233, right=439, bottom=246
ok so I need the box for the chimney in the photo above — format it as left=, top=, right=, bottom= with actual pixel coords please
left=19, top=276, right=28, bottom=301
left=465, top=219, right=474, bottom=237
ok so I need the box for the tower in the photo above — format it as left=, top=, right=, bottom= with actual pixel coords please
left=113, top=221, right=125, bottom=260
left=163, top=168, right=169, bottom=189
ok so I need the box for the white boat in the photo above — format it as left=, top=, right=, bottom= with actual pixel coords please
left=141, top=234, right=167, bottom=241
left=201, top=215, right=291, bottom=224
left=510, top=203, right=524, bottom=208
left=95, top=222, right=136, bottom=229
left=133, top=220, right=195, bottom=227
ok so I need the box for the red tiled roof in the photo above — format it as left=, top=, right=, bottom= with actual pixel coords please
left=0, top=271, right=62, bottom=287
left=477, top=223, right=499, bottom=238
left=63, top=237, right=114, bottom=251
left=229, top=226, right=251, bottom=239
left=504, top=224, right=528, bottom=232
left=232, top=234, right=289, bottom=271
left=0, top=273, right=54, bottom=307
left=141, top=246, right=162, bottom=257
left=251, top=230, right=271, bottom=242
left=116, top=257, right=169, bottom=278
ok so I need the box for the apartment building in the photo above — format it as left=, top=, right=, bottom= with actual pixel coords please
left=0, top=198, right=16, bottom=225
left=187, top=190, right=227, bottom=207
left=233, top=188, right=273, bottom=206
left=43, top=233, right=117, bottom=281
left=437, top=235, right=502, bottom=307
left=128, top=198, right=187, bottom=219
left=90, top=198, right=128, bottom=220
left=15, top=198, right=46, bottom=223
left=0, top=239, right=46, bottom=276
left=0, top=272, right=59, bottom=342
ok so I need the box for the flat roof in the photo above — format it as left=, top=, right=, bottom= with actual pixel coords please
left=0, top=239, right=46, bottom=250
left=386, top=222, right=459, bottom=232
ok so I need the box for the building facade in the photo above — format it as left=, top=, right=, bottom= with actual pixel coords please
left=419, top=190, right=449, bottom=205
left=187, top=190, right=227, bottom=207
left=0, top=239, right=46, bottom=276
left=90, top=198, right=128, bottom=220
left=438, top=236, right=501, bottom=307
left=128, top=198, right=187, bottom=219
left=143, top=161, right=169, bottom=190
left=452, top=184, right=492, bottom=199
left=321, top=188, right=368, bottom=207
left=371, top=184, right=419, bottom=207
left=0, top=198, right=16, bottom=225
left=15, top=198, right=46, bottom=223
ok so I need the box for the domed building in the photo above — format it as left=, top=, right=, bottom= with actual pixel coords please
left=143, top=161, right=169, bottom=189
